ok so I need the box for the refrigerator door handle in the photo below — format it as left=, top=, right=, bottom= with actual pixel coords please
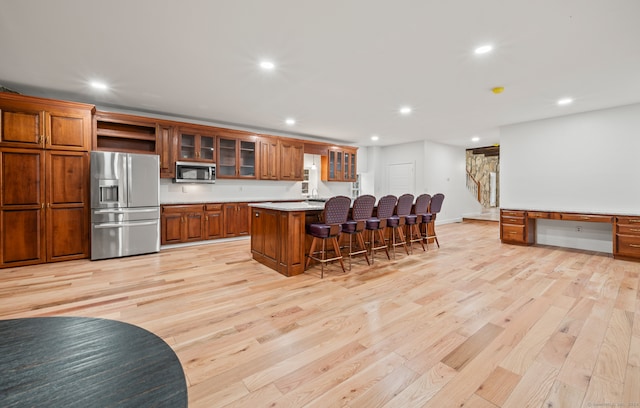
left=94, top=221, right=159, bottom=228
left=93, top=208, right=159, bottom=214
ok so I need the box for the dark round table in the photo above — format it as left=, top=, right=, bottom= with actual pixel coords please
left=0, top=316, right=187, bottom=407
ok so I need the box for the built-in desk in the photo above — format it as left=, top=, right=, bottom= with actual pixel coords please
left=250, top=202, right=325, bottom=276
left=500, top=209, right=640, bottom=261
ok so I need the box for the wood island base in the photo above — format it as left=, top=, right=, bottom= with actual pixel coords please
left=250, top=202, right=324, bottom=277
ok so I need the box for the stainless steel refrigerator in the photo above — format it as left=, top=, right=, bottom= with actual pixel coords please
left=90, top=151, right=160, bottom=260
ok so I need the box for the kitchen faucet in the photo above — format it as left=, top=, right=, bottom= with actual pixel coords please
left=311, top=188, right=318, bottom=198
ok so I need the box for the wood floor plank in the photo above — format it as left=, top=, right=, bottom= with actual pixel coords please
left=3, top=220, right=640, bottom=407
left=501, top=360, right=559, bottom=408
left=474, top=366, right=521, bottom=407
left=543, top=380, right=586, bottom=408
left=441, top=323, right=504, bottom=371
left=381, top=362, right=457, bottom=408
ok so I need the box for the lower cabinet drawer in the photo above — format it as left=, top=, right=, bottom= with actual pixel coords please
left=617, top=216, right=640, bottom=225
left=501, top=216, right=525, bottom=225
left=617, top=225, right=640, bottom=235
left=527, top=211, right=550, bottom=219
left=501, top=224, right=526, bottom=243
left=616, top=235, right=640, bottom=258
left=560, top=213, right=612, bottom=223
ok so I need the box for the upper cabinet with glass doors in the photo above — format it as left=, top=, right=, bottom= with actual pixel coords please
left=178, top=127, right=215, bottom=162
left=217, top=131, right=257, bottom=179
left=322, top=146, right=357, bottom=182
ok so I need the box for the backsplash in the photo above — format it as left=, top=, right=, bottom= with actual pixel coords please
left=159, top=178, right=350, bottom=204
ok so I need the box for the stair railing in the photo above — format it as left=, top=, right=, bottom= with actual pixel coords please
left=466, top=171, right=481, bottom=203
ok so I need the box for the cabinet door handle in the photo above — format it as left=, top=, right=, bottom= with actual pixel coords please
left=629, top=228, right=640, bottom=232
left=630, top=244, right=640, bottom=248
left=629, top=220, right=640, bottom=223
left=255, top=213, right=259, bottom=217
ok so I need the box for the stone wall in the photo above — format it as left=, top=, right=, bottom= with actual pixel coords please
left=466, top=150, right=500, bottom=208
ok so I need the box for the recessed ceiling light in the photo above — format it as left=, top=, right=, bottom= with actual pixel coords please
left=399, top=106, right=412, bottom=115
left=90, top=81, right=108, bottom=90
left=371, top=135, right=379, bottom=141
left=259, top=61, right=275, bottom=70
left=474, top=45, right=493, bottom=55
left=557, top=97, right=574, bottom=106
left=285, top=118, right=295, bottom=125
left=471, top=136, right=480, bottom=142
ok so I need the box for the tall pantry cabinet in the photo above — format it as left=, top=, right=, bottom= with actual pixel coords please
left=0, top=93, right=94, bottom=268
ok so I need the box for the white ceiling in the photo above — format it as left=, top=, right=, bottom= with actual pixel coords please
left=1, top=0, right=639, bottom=148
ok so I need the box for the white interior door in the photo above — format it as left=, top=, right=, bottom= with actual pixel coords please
left=387, top=162, right=414, bottom=196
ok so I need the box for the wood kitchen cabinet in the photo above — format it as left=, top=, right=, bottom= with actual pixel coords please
left=250, top=205, right=310, bottom=276
left=279, top=139, right=304, bottom=181
left=0, top=148, right=89, bottom=268
left=343, top=147, right=357, bottom=181
left=258, top=137, right=279, bottom=180
left=204, top=204, right=224, bottom=239
left=93, top=111, right=157, bottom=154
left=321, top=146, right=358, bottom=182
left=217, top=133, right=257, bottom=179
left=0, top=93, right=93, bottom=151
left=223, top=203, right=250, bottom=237
left=177, top=128, right=215, bottom=162
left=161, top=205, right=205, bottom=244
left=157, top=123, right=177, bottom=179
left=162, top=202, right=250, bottom=244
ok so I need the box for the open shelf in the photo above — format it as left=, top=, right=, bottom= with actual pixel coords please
left=96, top=119, right=157, bottom=153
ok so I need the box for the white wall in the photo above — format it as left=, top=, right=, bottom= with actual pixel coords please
left=501, top=102, right=640, bottom=253
left=423, top=140, right=482, bottom=224
left=363, top=140, right=480, bottom=224
left=501, top=102, right=640, bottom=214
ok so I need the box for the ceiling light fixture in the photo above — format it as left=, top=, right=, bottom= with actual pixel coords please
left=90, top=81, right=108, bottom=90
left=311, top=156, right=317, bottom=170
left=371, top=135, right=379, bottom=141
left=259, top=60, right=275, bottom=70
left=471, top=136, right=480, bottom=142
left=285, top=118, right=295, bottom=125
left=474, top=44, right=493, bottom=55
left=399, top=106, right=412, bottom=115
left=557, top=97, right=574, bottom=106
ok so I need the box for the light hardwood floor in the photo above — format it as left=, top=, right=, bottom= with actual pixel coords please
left=2, top=220, right=639, bottom=407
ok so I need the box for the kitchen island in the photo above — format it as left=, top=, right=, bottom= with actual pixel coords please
left=249, top=201, right=325, bottom=276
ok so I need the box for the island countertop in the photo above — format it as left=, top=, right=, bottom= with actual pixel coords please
left=249, top=201, right=326, bottom=211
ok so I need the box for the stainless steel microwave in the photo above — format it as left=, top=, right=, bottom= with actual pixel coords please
left=175, top=161, right=216, bottom=183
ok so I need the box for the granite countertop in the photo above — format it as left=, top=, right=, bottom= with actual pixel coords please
left=160, top=198, right=310, bottom=205
left=248, top=201, right=326, bottom=211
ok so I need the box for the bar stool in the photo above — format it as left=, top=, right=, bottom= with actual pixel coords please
left=365, top=195, right=396, bottom=264
left=387, top=194, right=412, bottom=258
left=341, top=195, right=375, bottom=270
left=410, top=193, right=431, bottom=252
left=423, top=193, right=445, bottom=248
left=305, top=195, right=351, bottom=278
